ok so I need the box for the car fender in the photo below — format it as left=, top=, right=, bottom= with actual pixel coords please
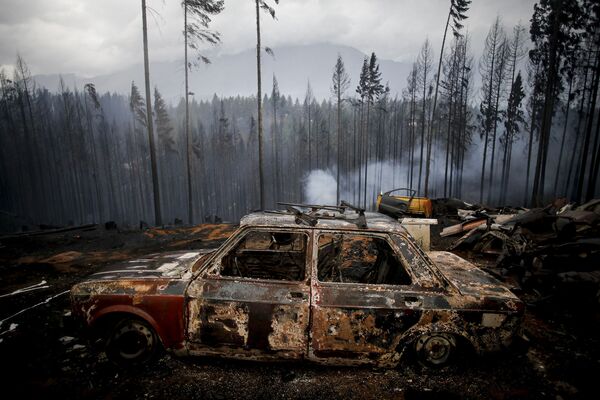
left=91, top=305, right=167, bottom=346
left=398, top=318, right=478, bottom=354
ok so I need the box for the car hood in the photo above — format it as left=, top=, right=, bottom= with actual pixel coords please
left=427, top=251, right=519, bottom=300
left=85, top=249, right=214, bottom=281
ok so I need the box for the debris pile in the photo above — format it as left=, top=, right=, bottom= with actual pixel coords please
left=443, top=199, right=600, bottom=303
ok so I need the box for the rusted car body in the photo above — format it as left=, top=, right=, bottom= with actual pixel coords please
left=377, top=188, right=433, bottom=218
left=71, top=211, right=523, bottom=367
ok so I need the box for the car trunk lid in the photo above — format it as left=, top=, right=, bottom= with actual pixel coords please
left=427, top=251, right=518, bottom=299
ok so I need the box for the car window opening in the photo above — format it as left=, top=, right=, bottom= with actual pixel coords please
left=318, top=233, right=412, bottom=285
left=220, top=230, right=307, bottom=281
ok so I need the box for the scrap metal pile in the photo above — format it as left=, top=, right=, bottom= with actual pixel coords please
left=440, top=198, right=600, bottom=303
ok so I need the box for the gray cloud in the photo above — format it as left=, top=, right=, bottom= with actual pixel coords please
left=0, top=0, right=536, bottom=77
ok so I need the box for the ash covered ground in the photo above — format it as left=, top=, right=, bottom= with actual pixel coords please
left=0, top=223, right=598, bottom=400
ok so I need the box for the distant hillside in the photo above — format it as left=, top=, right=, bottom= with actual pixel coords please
left=33, top=43, right=412, bottom=103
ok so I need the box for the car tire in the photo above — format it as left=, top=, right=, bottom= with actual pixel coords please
left=415, top=333, right=456, bottom=367
left=106, top=318, right=160, bottom=366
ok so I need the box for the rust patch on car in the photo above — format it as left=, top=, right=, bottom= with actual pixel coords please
left=310, top=304, right=422, bottom=365
left=188, top=300, right=249, bottom=347
left=268, top=305, right=308, bottom=351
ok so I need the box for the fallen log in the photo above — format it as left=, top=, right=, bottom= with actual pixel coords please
left=440, top=222, right=464, bottom=237
left=0, top=224, right=97, bottom=240
left=440, top=218, right=487, bottom=237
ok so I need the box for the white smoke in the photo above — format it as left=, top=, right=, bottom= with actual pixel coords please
left=303, top=169, right=337, bottom=205
left=302, top=158, right=475, bottom=208
left=303, top=162, right=407, bottom=208
left=301, top=133, right=568, bottom=209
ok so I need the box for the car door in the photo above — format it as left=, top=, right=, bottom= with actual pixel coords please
left=185, top=227, right=312, bottom=360
left=308, top=230, right=427, bottom=365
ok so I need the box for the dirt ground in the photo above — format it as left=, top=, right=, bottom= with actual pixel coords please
left=0, top=222, right=598, bottom=400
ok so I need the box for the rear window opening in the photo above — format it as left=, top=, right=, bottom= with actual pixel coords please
left=317, top=233, right=412, bottom=285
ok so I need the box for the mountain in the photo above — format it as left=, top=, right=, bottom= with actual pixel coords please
left=32, top=43, right=412, bottom=104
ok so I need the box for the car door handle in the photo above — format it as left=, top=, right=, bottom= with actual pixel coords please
left=288, top=291, right=307, bottom=300
left=404, top=296, right=422, bottom=307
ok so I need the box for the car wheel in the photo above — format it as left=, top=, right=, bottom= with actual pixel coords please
left=106, top=318, right=159, bottom=366
left=415, top=333, right=456, bottom=367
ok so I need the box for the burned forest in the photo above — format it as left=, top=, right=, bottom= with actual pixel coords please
left=1, top=4, right=600, bottom=227
left=1, top=0, right=600, bottom=399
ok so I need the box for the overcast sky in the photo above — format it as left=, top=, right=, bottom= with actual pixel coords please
left=0, top=0, right=536, bottom=77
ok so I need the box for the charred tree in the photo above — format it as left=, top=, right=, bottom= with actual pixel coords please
left=331, top=55, right=350, bottom=204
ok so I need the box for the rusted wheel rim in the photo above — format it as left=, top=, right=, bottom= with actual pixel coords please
left=422, top=335, right=452, bottom=365
left=114, top=322, right=155, bottom=360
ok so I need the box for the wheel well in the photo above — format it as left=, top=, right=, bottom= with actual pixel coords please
left=454, top=334, right=476, bottom=355
left=91, top=310, right=169, bottom=352
left=92, top=312, right=156, bottom=342
left=101, top=314, right=164, bottom=366
left=403, top=331, right=476, bottom=356
left=91, top=312, right=132, bottom=339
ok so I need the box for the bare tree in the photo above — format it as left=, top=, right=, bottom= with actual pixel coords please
left=415, top=40, right=433, bottom=195
left=487, top=38, right=510, bottom=204
left=304, top=81, right=314, bottom=171
left=499, top=24, right=527, bottom=203
left=552, top=68, right=575, bottom=197
left=453, top=36, right=475, bottom=198
left=331, top=54, right=350, bottom=204
left=255, top=0, right=279, bottom=210
left=530, top=0, right=583, bottom=205
left=404, top=63, right=418, bottom=189
left=271, top=75, right=281, bottom=202
left=523, top=59, right=543, bottom=206
left=441, top=37, right=462, bottom=197
left=425, top=0, right=471, bottom=196
left=582, top=0, right=600, bottom=201
left=499, top=72, right=525, bottom=204
left=141, top=0, right=161, bottom=225
left=356, top=53, right=384, bottom=207
left=478, top=17, right=505, bottom=204
left=182, top=0, right=224, bottom=223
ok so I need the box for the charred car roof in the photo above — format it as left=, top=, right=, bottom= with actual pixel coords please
left=240, top=211, right=407, bottom=232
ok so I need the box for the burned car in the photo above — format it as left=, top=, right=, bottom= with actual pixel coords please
left=377, top=188, right=434, bottom=218
left=71, top=204, right=523, bottom=367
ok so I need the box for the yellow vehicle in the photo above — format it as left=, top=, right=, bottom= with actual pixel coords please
left=376, top=188, right=433, bottom=218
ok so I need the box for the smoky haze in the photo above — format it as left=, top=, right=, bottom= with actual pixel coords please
left=30, top=44, right=413, bottom=103
left=0, top=0, right=598, bottom=232
left=0, top=0, right=536, bottom=77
